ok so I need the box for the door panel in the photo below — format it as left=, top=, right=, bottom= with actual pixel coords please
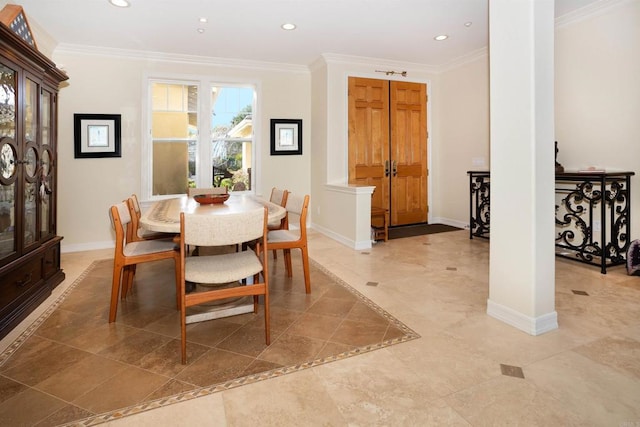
left=348, top=77, right=389, bottom=210
left=348, top=77, right=428, bottom=227
left=390, top=81, right=427, bottom=225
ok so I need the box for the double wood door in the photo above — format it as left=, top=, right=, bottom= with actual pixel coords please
left=348, top=77, right=428, bottom=226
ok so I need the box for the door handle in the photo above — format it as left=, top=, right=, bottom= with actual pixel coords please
left=384, top=160, right=390, bottom=177
left=392, top=160, right=397, bottom=177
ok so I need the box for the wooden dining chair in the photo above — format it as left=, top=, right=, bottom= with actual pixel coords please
left=267, top=193, right=311, bottom=294
left=178, top=207, right=270, bottom=364
left=109, top=202, right=180, bottom=323
left=187, top=187, right=228, bottom=197
left=268, top=187, right=289, bottom=259
left=126, top=194, right=174, bottom=242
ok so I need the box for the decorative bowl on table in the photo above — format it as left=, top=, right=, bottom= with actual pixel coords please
left=193, top=194, right=230, bottom=205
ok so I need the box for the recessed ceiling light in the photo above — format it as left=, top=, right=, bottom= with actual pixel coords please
left=199, top=17, right=208, bottom=23
left=197, top=28, right=205, bottom=34
left=434, top=34, right=448, bottom=41
left=109, top=0, right=130, bottom=7
left=281, top=23, right=296, bottom=30
left=464, top=21, right=473, bottom=27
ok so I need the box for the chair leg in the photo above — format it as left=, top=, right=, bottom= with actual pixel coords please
left=181, top=308, right=187, bottom=364
left=283, top=249, right=292, bottom=277
left=253, top=273, right=259, bottom=313
left=301, top=246, right=311, bottom=294
left=174, top=258, right=181, bottom=310
left=264, top=286, right=270, bottom=345
left=121, top=265, right=133, bottom=299
left=180, top=259, right=189, bottom=364
left=272, top=249, right=277, bottom=260
left=109, top=264, right=123, bottom=322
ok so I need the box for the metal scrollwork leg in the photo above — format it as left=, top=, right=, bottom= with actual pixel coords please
left=555, top=173, right=633, bottom=273
left=469, top=172, right=490, bottom=239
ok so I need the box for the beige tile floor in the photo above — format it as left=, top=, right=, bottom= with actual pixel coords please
left=2, top=229, right=640, bottom=426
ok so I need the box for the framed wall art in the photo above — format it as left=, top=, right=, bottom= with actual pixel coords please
left=74, top=113, right=121, bottom=158
left=270, top=119, right=302, bottom=155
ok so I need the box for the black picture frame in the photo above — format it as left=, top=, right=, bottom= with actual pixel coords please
left=74, top=113, right=121, bottom=158
left=270, top=119, right=302, bottom=155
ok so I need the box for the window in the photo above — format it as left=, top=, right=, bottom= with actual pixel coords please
left=145, top=78, right=256, bottom=198
left=211, top=86, right=254, bottom=192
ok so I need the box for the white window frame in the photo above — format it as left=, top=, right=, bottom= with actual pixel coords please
left=141, top=74, right=261, bottom=201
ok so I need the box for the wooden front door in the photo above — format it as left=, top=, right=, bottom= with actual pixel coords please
left=390, top=81, right=428, bottom=225
left=348, top=77, right=428, bottom=226
left=348, top=77, right=390, bottom=211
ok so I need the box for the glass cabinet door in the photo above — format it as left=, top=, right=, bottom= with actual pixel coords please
left=0, top=62, right=17, bottom=259
left=23, top=77, right=38, bottom=247
left=40, top=88, right=53, bottom=239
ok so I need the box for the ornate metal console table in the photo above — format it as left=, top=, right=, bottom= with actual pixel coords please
left=467, top=170, right=635, bottom=274
left=468, top=171, right=491, bottom=239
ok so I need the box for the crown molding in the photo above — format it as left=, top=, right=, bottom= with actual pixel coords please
left=555, top=0, right=628, bottom=29
left=308, top=56, right=328, bottom=73
left=320, top=53, right=440, bottom=74
left=437, top=46, right=489, bottom=73
left=54, top=43, right=309, bottom=74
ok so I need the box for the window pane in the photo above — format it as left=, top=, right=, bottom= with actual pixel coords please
left=151, top=83, right=197, bottom=196
left=211, top=86, right=253, bottom=192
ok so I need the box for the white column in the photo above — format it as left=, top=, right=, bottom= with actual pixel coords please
left=488, top=0, right=557, bottom=335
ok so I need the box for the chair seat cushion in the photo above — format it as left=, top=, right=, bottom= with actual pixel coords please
left=123, top=239, right=177, bottom=256
left=268, top=229, right=300, bottom=243
left=185, top=250, right=263, bottom=284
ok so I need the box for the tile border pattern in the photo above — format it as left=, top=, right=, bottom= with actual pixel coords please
left=0, top=261, right=99, bottom=367
left=0, top=258, right=420, bottom=426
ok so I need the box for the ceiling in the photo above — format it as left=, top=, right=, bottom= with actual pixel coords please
left=14, top=0, right=603, bottom=68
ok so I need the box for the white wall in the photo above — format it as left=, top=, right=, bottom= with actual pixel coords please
left=433, top=53, right=490, bottom=227
left=555, top=0, right=640, bottom=237
left=53, top=50, right=311, bottom=252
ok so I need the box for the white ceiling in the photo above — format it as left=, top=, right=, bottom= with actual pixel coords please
left=15, top=0, right=603, bottom=68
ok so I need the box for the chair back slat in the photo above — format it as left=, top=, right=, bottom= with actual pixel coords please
left=130, top=194, right=142, bottom=215
left=182, top=207, right=265, bottom=247
left=110, top=202, right=131, bottom=253
left=269, top=188, right=289, bottom=230
left=285, top=193, right=307, bottom=216
left=270, top=188, right=288, bottom=206
left=125, top=196, right=140, bottom=242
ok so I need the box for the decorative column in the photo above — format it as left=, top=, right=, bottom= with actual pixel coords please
left=487, top=0, right=558, bottom=335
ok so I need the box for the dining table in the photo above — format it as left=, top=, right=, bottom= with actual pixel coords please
left=139, top=193, right=286, bottom=233
left=139, top=193, right=286, bottom=323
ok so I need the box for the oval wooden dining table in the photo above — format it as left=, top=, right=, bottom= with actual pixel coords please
left=139, top=194, right=286, bottom=322
left=139, top=194, right=286, bottom=233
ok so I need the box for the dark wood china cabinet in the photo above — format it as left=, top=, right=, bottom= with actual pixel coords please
left=0, top=21, right=68, bottom=339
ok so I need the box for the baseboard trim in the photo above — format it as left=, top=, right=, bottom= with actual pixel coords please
left=61, top=241, right=113, bottom=254
left=430, top=217, right=468, bottom=230
left=487, top=299, right=558, bottom=336
left=311, top=223, right=371, bottom=250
